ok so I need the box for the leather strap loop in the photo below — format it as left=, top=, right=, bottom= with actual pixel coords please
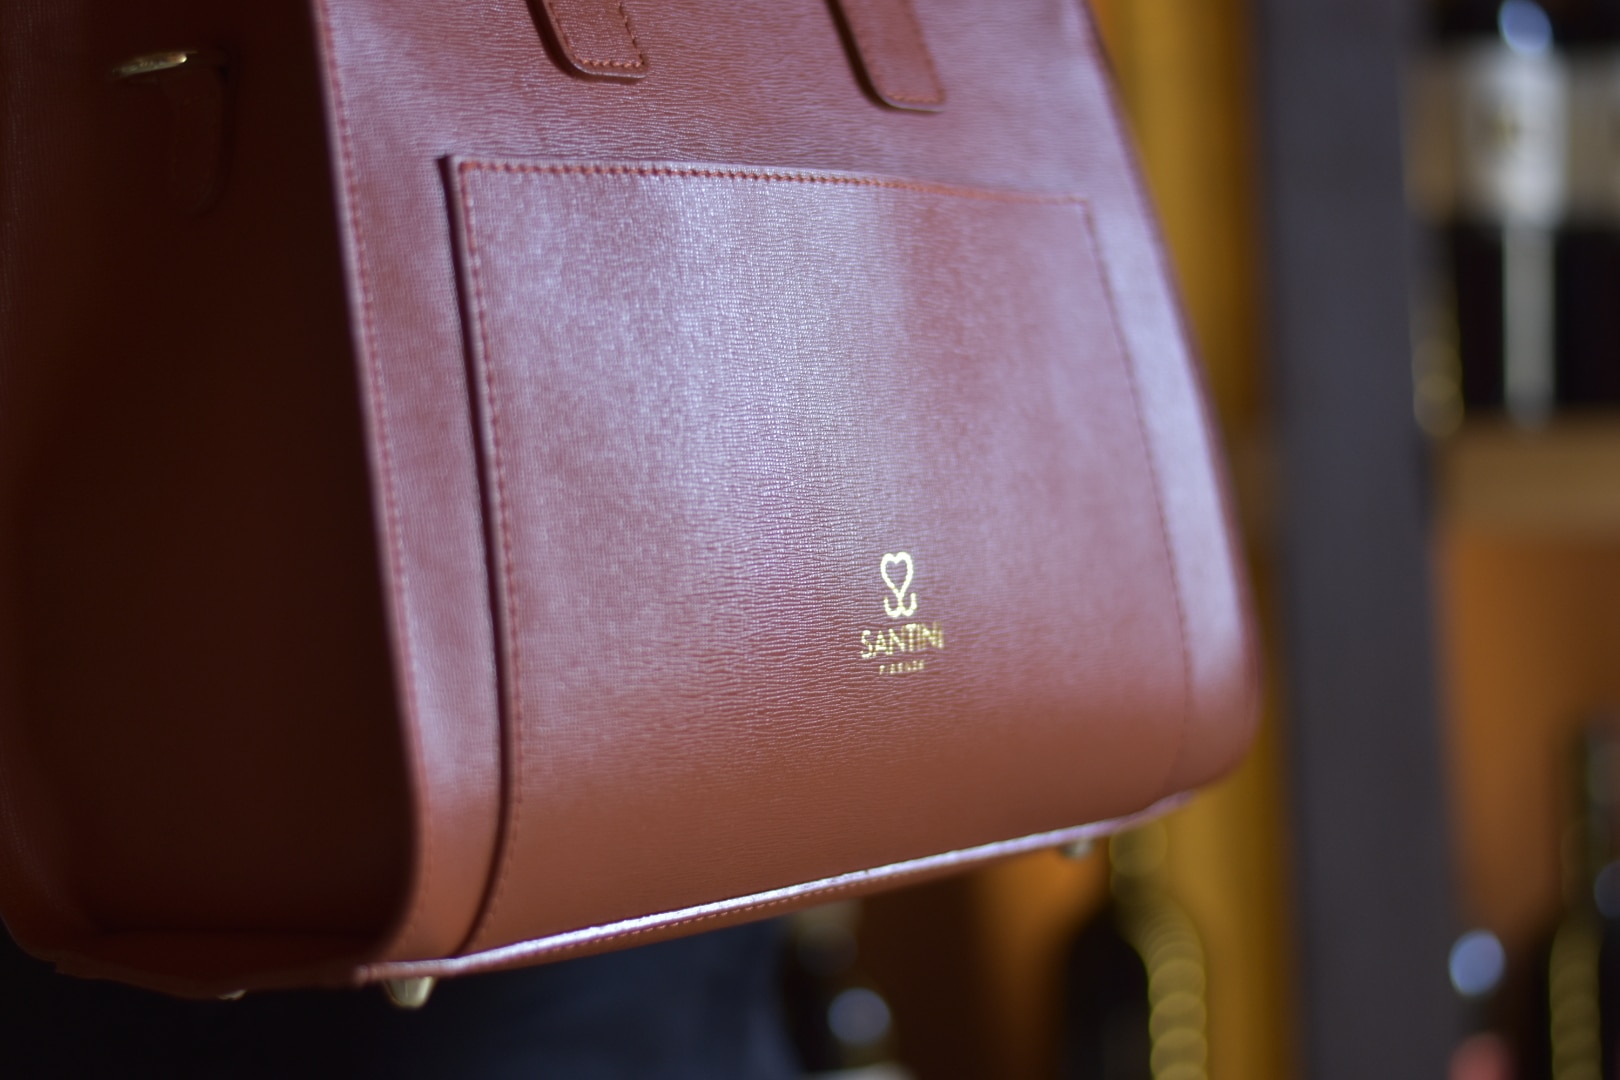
left=830, top=0, right=946, bottom=112
left=530, top=0, right=944, bottom=110
left=534, top=0, right=647, bottom=79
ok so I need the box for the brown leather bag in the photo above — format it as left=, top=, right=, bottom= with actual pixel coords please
left=0, top=0, right=1258, bottom=998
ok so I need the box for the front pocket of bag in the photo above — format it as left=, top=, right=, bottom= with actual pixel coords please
left=445, top=159, right=1189, bottom=951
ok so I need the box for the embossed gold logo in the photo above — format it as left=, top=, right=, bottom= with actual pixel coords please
left=860, top=550, right=945, bottom=676
left=880, top=552, right=918, bottom=618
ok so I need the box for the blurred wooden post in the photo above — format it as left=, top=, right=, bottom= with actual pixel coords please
left=1254, top=0, right=1462, bottom=1075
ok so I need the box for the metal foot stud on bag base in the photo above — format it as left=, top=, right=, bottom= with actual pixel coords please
left=218, top=980, right=435, bottom=1007
left=1060, top=838, right=1097, bottom=861
left=383, top=977, right=436, bottom=1009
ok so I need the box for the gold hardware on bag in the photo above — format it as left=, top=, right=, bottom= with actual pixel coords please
left=107, top=48, right=230, bottom=214
left=109, top=50, right=220, bottom=82
left=382, top=977, right=436, bottom=1009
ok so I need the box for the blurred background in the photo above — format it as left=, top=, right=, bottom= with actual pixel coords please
left=788, top=1, right=1620, bottom=1077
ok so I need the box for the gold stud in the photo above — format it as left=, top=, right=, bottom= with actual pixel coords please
left=383, top=977, right=436, bottom=1009
left=1059, top=837, right=1096, bottom=860
left=108, top=49, right=224, bottom=82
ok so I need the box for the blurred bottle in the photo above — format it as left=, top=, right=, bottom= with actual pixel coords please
left=1058, top=823, right=1208, bottom=1080
left=1415, top=0, right=1572, bottom=426
left=1519, top=722, right=1620, bottom=1080
left=780, top=901, right=911, bottom=1079
left=1559, top=0, right=1620, bottom=405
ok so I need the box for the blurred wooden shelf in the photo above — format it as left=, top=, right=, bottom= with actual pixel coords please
left=1438, top=417, right=1620, bottom=535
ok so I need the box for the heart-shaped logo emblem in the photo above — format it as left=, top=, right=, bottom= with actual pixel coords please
left=881, top=552, right=918, bottom=619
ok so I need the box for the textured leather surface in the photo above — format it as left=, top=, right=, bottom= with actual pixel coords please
left=0, top=0, right=1259, bottom=995
left=830, top=0, right=947, bottom=111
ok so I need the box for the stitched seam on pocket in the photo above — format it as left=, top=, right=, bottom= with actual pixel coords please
left=314, top=0, right=433, bottom=963
left=454, top=167, right=528, bottom=952
left=456, top=160, right=1077, bottom=205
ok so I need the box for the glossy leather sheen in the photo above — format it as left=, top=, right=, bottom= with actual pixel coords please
left=0, top=0, right=1258, bottom=996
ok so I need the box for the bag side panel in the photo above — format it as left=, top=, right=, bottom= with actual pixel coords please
left=0, top=0, right=415, bottom=986
left=308, top=0, right=507, bottom=965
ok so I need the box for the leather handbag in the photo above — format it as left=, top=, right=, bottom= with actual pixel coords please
left=0, top=0, right=1259, bottom=999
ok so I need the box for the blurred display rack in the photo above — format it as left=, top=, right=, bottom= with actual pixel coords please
left=1435, top=414, right=1620, bottom=998
left=1439, top=417, right=1620, bottom=534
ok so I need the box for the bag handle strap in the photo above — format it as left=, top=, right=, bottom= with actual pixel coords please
left=534, top=0, right=945, bottom=111
left=829, top=0, right=945, bottom=111
left=534, top=0, right=648, bottom=79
